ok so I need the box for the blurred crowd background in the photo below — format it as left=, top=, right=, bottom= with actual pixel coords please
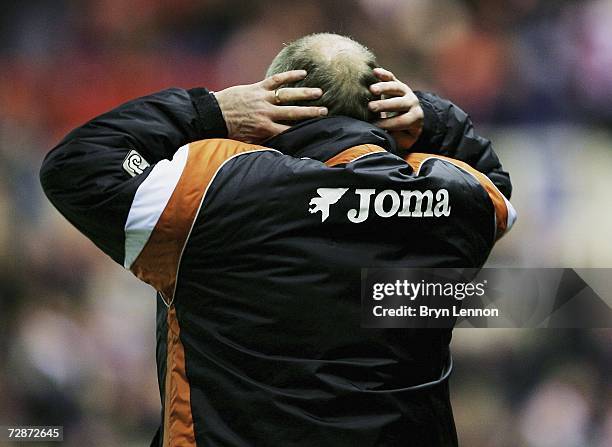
left=0, top=0, right=611, bottom=446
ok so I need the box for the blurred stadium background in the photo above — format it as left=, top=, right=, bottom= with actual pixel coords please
left=1, top=0, right=611, bottom=446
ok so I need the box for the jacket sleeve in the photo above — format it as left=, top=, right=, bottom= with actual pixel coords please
left=39, top=87, right=227, bottom=266
left=410, top=91, right=512, bottom=199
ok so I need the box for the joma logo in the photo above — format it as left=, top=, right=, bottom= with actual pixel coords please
left=309, top=188, right=451, bottom=223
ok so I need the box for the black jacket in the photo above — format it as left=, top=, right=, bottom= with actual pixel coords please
left=40, top=88, right=514, bottom=447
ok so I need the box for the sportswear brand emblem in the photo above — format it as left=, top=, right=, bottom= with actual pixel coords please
left=308, top=188, right=451, bottom=223
left=123, top=150, right=150, bottom=177
left=309, top=188, right=349, bottom=222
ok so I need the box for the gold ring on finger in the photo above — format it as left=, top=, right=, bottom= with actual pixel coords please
left=274, top=88, right=282, bottom=104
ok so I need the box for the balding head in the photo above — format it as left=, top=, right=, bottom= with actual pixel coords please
left=266, top=33, right=380, bottom=122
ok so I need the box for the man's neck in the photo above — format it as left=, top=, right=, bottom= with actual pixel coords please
left=264, top=116, right=396, bottom=162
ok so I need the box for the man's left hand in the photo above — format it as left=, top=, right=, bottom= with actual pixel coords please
left=368, top=68, right=424, bottom=150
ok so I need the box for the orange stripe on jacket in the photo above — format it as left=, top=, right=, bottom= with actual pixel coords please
left=325, top=144, right=386, bottom=167
left=129, top=139, right=274, bottom=447
left=405, top=153, right=510, bottom=239
left=130, top=139, right=269, bottom=300
left=163, top=306, right=195, bottom=447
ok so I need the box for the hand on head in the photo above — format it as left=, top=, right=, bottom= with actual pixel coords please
left=214, top=70, right=328, bottom=144
left=368, top=68, right=424, bottom=150
left=214, top=65, right=423, bottom=151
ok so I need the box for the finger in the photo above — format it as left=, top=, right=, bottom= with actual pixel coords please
left=369, top=96, right=418, bottom=113
left=375, top=107, right=424, bottom=131
left=370, top=81, right=408, bottom=97
left=268, top=87, right=322, bottom=103
left=375, top=108, right=424, bottom=132
left=373, top=67, right=396, bottom=82
left=261, top=70, right=307, bottom=90
left=270, top=105, right=328, bottom=121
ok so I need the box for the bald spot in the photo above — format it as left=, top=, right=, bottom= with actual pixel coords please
left=266, top=33, right=380, bottom=121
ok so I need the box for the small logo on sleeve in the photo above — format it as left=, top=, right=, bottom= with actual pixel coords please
left=122, top=150, right=150, bottom=177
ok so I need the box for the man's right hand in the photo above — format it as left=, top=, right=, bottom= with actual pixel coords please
left=213, top=70, right=328, bottom=144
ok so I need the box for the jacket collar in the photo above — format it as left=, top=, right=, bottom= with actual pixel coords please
left=264, top=116, right=397, bottom=162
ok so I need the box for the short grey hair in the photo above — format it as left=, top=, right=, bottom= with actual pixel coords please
left=266, top=33, right=380, bottom=122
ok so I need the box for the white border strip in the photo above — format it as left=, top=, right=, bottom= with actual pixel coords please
left=347, top=149, right=386, bottom=164
left=124, top=145, right=190, bottom=268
